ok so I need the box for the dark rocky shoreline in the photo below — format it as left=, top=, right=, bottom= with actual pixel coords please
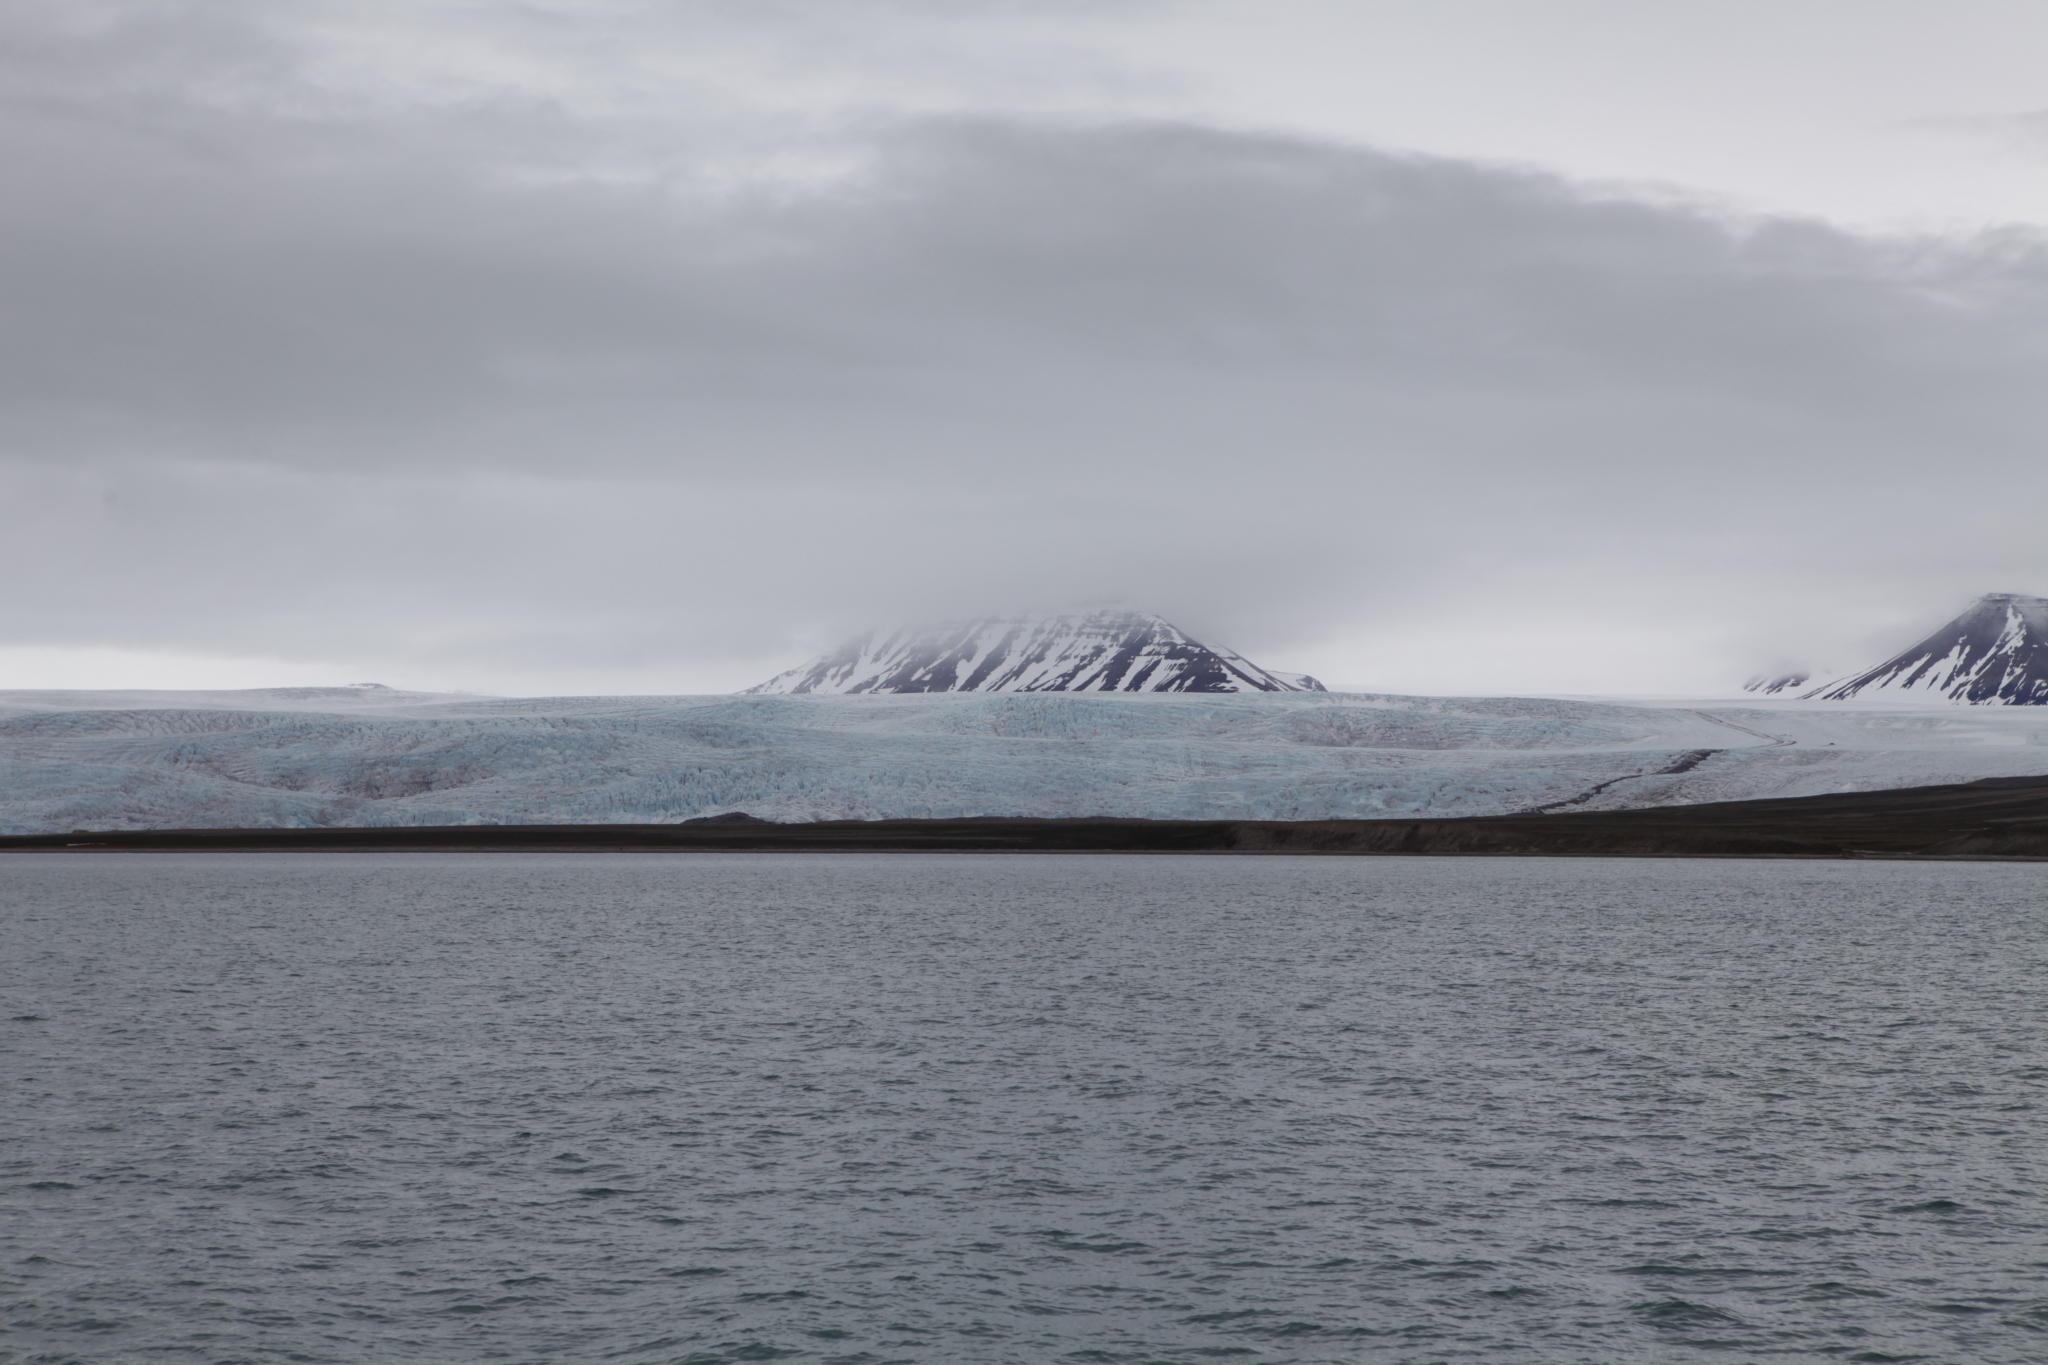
left=8, top=775, right=2048, bottom=858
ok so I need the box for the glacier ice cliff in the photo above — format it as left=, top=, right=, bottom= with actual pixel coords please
left=5, top=686, right=2048, bottom=833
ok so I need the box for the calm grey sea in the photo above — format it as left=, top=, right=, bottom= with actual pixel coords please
left=3, top=853, right=2045, bottom=1365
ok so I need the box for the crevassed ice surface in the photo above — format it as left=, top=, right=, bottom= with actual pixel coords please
left=5, top=687, right=2048, bottom=831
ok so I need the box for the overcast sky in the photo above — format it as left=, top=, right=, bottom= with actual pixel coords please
left=5, top=0, right=2046, bottom=696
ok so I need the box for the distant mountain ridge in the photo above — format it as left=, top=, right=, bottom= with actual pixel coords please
left=744, top=611, right=1325, bottom=695
left=1742, top=670, right=1811, bottom=697
left=1790, top=593, right=2048, bottom=705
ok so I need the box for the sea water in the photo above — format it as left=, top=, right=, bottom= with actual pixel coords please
left=3, top=853, right=2044, bottom=1364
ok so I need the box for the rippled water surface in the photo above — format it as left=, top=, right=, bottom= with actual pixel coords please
left=4, top=853, right=2047, bottom=1364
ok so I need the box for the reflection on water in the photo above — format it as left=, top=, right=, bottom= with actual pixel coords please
left=4, top=853, right=2046, bottom=1363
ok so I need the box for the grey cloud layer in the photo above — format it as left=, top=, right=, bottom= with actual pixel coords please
left=5, top=3, right=2046, bottom=690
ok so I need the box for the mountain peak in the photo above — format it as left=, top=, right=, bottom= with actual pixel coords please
left=744, top=611, right=1326, bottom=696
left=1807, top=593, right=2048, bottom=704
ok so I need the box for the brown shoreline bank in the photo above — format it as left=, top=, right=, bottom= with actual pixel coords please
left=9, top=775, right=2048, bottom=859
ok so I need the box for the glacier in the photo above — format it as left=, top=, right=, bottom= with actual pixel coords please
left=6, top=686, right=2048, bottom=834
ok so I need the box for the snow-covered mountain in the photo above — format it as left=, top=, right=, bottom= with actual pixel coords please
left=744, top=611, right=1326, bottom=695
left=1807, top=593, right=2048, bottom=704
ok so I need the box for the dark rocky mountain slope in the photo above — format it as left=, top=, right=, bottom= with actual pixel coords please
left=1808, top=593, right=2048, bottom=704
